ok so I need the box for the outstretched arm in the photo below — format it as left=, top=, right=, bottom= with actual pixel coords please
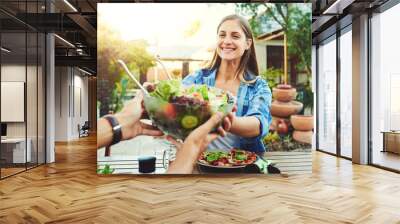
left=229, top=116, right=261, bottom=137
left=223, top=79, right=272, bottom=139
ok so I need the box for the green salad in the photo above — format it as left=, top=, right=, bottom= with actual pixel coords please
left=143, top=80, right=234, bottom=139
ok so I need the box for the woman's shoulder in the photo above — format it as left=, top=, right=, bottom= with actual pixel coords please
left=252, top=78, right=270, bottom=96
left=245, top=71, right=269, bottom=89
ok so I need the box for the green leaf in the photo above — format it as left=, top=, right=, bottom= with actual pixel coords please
left=205, top=152, right=228, bottom=163
left=98, top=164, right=115, bottom=174
left=197, top=85, right=209, bottom=101
left=151, top=80, right=182, bottom=101
left=235, top=154, right=247, bottom=161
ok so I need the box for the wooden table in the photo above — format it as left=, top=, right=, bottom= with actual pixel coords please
left=98, top=155, right=209, bottom=174
left=98, top=155, right=279, bottom=175
left=381, top=131, right=400, bottom=154
left=98, top=155, right=168, bottom=174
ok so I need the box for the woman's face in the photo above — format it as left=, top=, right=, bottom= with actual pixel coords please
left=216, top=19, right=251, bottom=62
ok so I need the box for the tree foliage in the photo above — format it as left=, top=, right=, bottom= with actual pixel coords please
left=236, top=3, right=311, bottom=75
left=259, top=67, right=283, bottom=90
left=98, top=24, right=155, bottom=115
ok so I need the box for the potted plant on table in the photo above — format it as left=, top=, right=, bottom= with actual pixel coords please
left=97, top=164, right=115, bottom=174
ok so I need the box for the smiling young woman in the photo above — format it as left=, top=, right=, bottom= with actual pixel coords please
left=182, top=14, right=272, bottom=156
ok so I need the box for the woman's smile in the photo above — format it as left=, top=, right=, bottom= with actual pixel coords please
left=221, top=47, right=236, bottom=53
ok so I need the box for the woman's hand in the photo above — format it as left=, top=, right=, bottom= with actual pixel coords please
left=223, top=104, right=262, bottom=138
left=222, top=105, right=237, bottom=132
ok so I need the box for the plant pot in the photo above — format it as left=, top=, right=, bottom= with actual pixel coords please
left=270, top=116, right=289, bottom=131
left=290, top=115, right=314, bottom=131
left=277, top=119, right=289, bottom=135
left=272, top=87, right=297, bottom=102
left=271, top=101, right=303, bottom=118
left=292, top=130, right=313, bottom=144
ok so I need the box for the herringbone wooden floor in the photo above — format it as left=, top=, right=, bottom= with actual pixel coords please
left=1, top=135, right=400, bottom=224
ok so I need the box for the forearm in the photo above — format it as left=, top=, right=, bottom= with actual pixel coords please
left=97, top=118, right=113, bottom=149
left=97, top=112, right=136, bottom=149
left=97, top=93, right=155, bottom=150
left=230, top=116, right=260, bottom=138
left=167, top=144, right=199, bottom=174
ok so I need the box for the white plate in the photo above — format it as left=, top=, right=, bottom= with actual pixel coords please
left=197, top=160, right=248, bottom=169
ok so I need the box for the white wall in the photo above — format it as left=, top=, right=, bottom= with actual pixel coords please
left=255, top=39, right=284, bottom=73
left=72, top=72, right=89, bottom=138
left=54, top=67, right=89, bottom=141
left=255, top=43, right=267, bottom=72
left=1, top=64, right=25, bottom=141
left=55, top=67, right=69, bottom=141
left=1, top=65, right=27, bottom=138
left=1, top=63, right=46, bottom=163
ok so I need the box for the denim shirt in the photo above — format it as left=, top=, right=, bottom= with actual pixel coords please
left=182, top=68, right=272, bottom=153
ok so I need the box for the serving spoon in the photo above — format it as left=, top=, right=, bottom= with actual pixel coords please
left=117, top=59, right=149, bottom=96
left=154, top=55, right=173, bottom=80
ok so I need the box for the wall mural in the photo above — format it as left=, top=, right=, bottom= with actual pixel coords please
left=97, top=3, right=313, bottom=175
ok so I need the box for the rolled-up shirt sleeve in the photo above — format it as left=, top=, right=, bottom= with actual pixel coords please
left=244, top=78, right=272, bottom=140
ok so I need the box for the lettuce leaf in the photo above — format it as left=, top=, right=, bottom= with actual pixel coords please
left=235, top=154, right=247, bottom=161
left=197, top=85, right=209, bottom=101
left=185, top=84, right=209, bottom=100
left=204, top=151, right=229, bottom=162
left=150, top=80, right=182, bottom=101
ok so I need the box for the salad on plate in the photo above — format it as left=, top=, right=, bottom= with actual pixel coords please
left=198, top=149, right=258, bottom=167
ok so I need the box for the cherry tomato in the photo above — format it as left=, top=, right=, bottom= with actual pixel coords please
left=163, top=103, right=176, bottom=119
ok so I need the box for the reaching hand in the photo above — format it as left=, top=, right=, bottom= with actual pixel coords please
left=97, top=91, right=163, bottom=149
left=166, top=111, right=228, bottom=151
left=166, top=112, right=224, bottom=174
left=183, top=112, right=224, bottom=153
left=117, top=91, right=163, bottom=140
left=222, top=104, right=237, bottom=132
